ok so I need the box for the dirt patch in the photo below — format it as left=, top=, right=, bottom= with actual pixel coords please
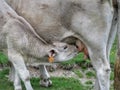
left=28, top=64, right=96, bottom=88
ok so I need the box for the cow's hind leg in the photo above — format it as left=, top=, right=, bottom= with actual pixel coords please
left=89, top=49, right=111, bottom=90
left=39, top=65, right=52, bottom=87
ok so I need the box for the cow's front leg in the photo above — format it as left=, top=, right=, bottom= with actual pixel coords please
left=89, top=49, right=111, bottom=90
left=39, top=65, right=52, bottom=87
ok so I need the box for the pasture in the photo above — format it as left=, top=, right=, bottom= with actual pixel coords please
left=0, top=39, right=117, bottom=90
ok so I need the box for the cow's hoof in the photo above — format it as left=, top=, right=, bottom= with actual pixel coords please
left=40, top=79, right=52, bottom=87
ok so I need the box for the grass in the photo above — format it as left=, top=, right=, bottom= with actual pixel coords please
left=74, top=70, right=84, bottom=78
left=110, top=38, right=117, bottom=65
left=0, top=52, right=8, bottom=64
left=0, top=69, right=14, bottom=90
left=85, top=71, right=96, bottom=79
left=110, top=71, right=114, bottom=80
left=0, top=38, right=117, bottom=90
left=0, top=69, right=87, bottom=90
left=85, top=80, right=93, bottom=85
left=35, top=77, right=87, bottom=90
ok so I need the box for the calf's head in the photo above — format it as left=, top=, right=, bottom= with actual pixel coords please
left=48, top=42, right=78, bottom=62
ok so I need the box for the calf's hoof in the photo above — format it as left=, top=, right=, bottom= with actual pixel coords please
left=40, top=79, right=52, bottom=87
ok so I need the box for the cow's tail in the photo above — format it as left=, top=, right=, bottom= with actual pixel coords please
left=114, top=0, right=120, bottom=90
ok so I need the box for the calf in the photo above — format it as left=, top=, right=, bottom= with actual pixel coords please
left=0, top=0, right=78, bottom=90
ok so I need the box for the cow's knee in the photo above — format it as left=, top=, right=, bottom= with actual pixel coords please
left=97, top=66, right=111, bottom=75
left=95, top=65, right=111, bottom=90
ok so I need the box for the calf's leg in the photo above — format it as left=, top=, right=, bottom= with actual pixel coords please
left=9, top=64, right=22, bottom=90
left=14, top=69, right=22, bottom=90
left=39, top=65, right=52, bottom=87
left=8, top=48, right=33, bottom=90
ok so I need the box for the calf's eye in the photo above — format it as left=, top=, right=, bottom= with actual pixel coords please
left=64, top=45, right=68, bottom=50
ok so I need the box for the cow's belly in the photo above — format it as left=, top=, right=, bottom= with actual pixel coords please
left=6, top=0, right=113, bottom=45
left=71, top=1, right=113, bottom=48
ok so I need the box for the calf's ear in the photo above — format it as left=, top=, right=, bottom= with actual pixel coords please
left=48, top=49, right=56, bottom=57
left=48, top=49, right=57, bottom=63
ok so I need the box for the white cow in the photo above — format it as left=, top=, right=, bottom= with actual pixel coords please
left=5, top=0, right=119, bottom=90
left=0, top=0, right=78, bottom=90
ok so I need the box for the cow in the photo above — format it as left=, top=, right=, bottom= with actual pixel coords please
left=5, top=0, right=119, bottom=90
left=0, top=0, right=78, bottom=90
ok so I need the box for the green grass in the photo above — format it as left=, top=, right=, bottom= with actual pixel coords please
left=0, top=69, right=14, bottom=90
left=0, top=69, right=87, bottom=90
left=85, top=71, right=96, bottom=79
left=32, top=77, right=87, bottom=90
left=74, top=70, right=84, bottom=78
left=110, top=71, right=114, bottom=80
left=85, top=80, right=93, bottom=85
left=110, top=38, right=117, bottom=65
left=0, top=52, right=8, bottom=64
left=0, top=38, right=117, bottom=90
